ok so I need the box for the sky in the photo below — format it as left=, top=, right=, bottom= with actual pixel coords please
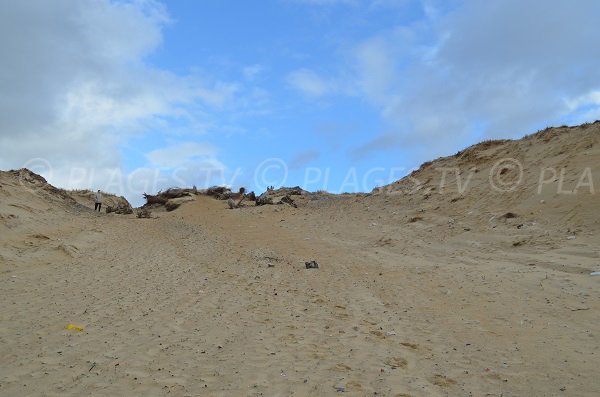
left=1, top=0, right=599, bottom=206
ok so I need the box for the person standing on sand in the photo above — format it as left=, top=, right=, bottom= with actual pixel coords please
left=94, top=190, right=102, bottom=212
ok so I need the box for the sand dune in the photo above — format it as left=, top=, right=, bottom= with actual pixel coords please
left=1, top=123, right=599, bottom=396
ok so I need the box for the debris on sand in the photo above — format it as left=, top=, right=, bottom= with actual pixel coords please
left=255, top=195, right=274, bottom=206
left=140, top=185, right=257, bottom=211
left=226, top=188, right=247, bottom=209
left=206, top=186, right=255, bottom=202
left=280, top=195, right=297, bottom=208
left=143, top=188, right=199, bottom=206
left=205, top=186, right=231, bottom=198
left=305, top=260, right=319, bottom=269
left=500, top=212, right=519, bottom=220
left=227, top=199, right=237, bottom=209
left=65, top=324, right=84, bottom=332
left=142, top=184, right=306, bottom=211
left=255, top=186, right=306, bottom=208
left=106, top=203, right=133, bottom=215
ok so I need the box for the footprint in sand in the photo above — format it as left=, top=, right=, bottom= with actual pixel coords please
left=375, top=237, right=394, bottom=247
left=29, top=233, right=50, bottom=240
left=55, top=243, right=79, bottom=257
left=430, top=374, right=456, bottom=387
left=383, top=357, right=407, bottom=369
left=370, top=330, right=386, bottom=339
left=400, top=342, right=418, bottom=350
left=329, top=363, right=352, bottom=372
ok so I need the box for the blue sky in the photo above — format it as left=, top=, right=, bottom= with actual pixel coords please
left=1, top=0, right=600, bottom=205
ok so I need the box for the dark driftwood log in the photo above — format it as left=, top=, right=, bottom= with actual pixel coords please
left=280, top=195, right=297, bottom=208
left=163, top=189, right=189, bottom=199
left=143, top=188, right=193, bottom=206
left=143, top=193, right=167, bottom=205
left=206, top=186, right=231, bottom=197
left=255, top=194, right=274, bottom=206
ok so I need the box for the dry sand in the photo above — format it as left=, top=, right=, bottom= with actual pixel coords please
left=1, top=123, right=599, bottom=396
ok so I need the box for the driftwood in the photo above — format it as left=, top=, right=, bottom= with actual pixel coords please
left=255, top=194, right=296, bottom=207
left=227, top=188, right=247, bottom=209
left=141, top=186, right=253, bottom=212
left=206, top=186, right=231, bottom=197
left=106, top=204, right=133, bottom=214
left=143, top=193, right=167, bottom=206
left=255, top=186, right=304, bottom=207
left=255, top=194, right=274, bottom=206
left=160, top=188, right=193, bottom=198
left=142, top=188, right=198, bottom=207
left=208, top=187, right=256, bottom=202
left=280, top=195, right=297, bottom=208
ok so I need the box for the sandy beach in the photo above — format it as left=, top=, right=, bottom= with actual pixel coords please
left=1, top=124, right=599, bottom=396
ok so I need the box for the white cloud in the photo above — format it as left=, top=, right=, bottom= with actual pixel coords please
left=195, top=82, right=240, bottom=108
left=565, top=91, right=600, bottom=112
left=287, top=68, right=330, bottom=97
left=354, top=36, right=398, bottom=104
left=348, top=0, right=600, bottom=155
left=0, top=1, right=239, bottom=195
left=40, top=139, right=228, bottom=207
left=564, top=90, right=600, bottom=125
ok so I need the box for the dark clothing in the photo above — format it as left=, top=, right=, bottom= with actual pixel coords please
left=95, top=202, right=102, bottom=212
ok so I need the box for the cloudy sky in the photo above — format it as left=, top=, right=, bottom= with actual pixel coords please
left=1, top=0, right=599, bottom=205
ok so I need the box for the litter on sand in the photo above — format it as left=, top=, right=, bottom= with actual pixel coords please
left=305, top=260, right=319, bottom=269
left=65, top=324, right=84, bottom=332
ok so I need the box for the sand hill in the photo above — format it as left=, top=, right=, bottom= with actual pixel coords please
left=378, top=121, right=599, bottom=233
left=1, top=123, right=599, bottom=396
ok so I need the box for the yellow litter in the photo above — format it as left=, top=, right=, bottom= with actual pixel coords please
left=65, top=324, right=84, bottom=332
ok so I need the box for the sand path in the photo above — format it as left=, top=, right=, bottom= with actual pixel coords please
left=1, top=195, right=598, bottom=396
